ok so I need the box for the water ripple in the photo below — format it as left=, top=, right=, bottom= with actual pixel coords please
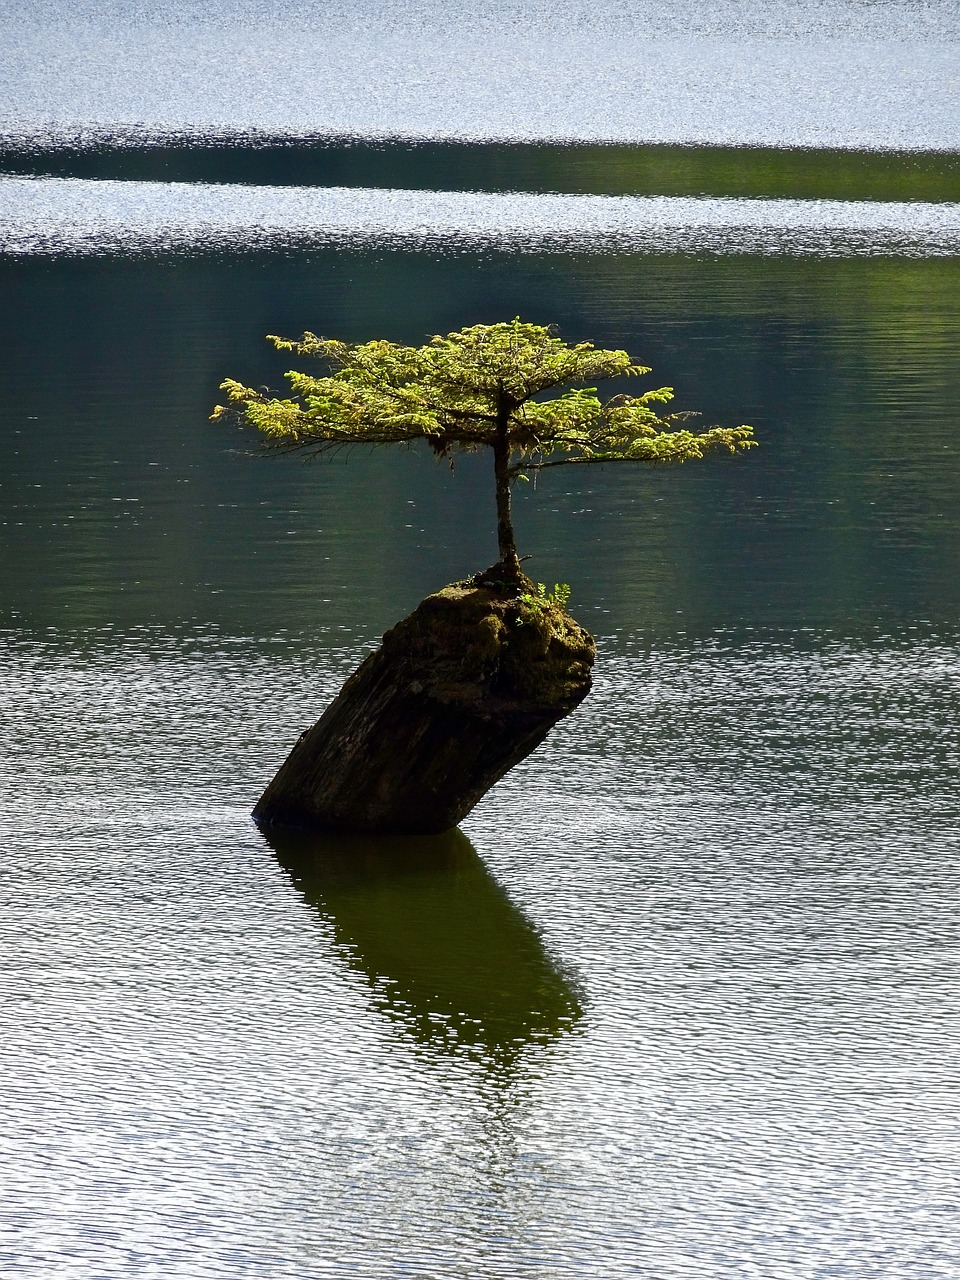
left=2, top=0, right=958, bottom=149
left=2, top=626, right=959, bottom=1276
left=2, top=177, right=959, bottom=257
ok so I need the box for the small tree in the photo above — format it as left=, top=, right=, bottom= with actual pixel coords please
left=212, top=319, right=755, bottom=582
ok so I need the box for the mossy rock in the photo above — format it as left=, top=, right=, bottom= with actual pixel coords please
left=380, top=578, right=595, bottom=712
left=253, top=573, right=596, bottom=834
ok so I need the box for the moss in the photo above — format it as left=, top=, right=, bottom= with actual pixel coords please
left=380, top=578, right=595, bottom=712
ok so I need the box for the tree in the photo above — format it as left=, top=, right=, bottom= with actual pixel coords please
left=212, top=319, right=755, bottom=581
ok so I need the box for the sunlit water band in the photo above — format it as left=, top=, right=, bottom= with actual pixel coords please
left=2, top=178, right=959, bottom=257
left=3, top=0, right=958, bottom=149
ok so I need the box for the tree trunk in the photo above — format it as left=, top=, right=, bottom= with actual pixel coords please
left=493, top=412, right=521, bottom=578
left=253, top=578, right=596, bottom=834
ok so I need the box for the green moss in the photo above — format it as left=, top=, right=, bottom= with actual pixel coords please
left=381, top=579, right=595, bottom=712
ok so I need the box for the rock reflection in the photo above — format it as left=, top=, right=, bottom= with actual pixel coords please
left=264, top=826, right=582, bottom=1066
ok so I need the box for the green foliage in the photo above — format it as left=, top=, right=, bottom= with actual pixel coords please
left=213, top=318, right=755, bottom=573
left=520, top=583, right=572, bottom=614
left=213, top=318, right=755, bottom=472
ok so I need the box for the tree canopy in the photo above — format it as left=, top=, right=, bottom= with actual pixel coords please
left=212, top=319, right=755, bottom=578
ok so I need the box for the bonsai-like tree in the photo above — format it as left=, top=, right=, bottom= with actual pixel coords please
left=212, top=319, right=755, bottom=582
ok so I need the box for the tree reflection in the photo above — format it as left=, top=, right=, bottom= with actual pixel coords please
left=263, top=826, right=583, bottom=1068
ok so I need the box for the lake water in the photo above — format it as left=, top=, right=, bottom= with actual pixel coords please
left=2, top=2, right=960, bottom=1277
left=3, top=0, right=959, bottom=149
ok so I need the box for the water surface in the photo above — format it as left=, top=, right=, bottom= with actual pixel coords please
left=3, top=139, right=958, bottom=204
left=2, top=627, right=959, bottom=1278
left=4, top=178, right=960, bottom=257
left=3, top=0, right=958, bottom=148
left=2, top=2, right=959, bottom=1275
left=3, top=246, right=958, bottom=636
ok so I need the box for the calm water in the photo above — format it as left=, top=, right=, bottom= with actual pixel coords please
left=3, top=1, right=960, bottom=1276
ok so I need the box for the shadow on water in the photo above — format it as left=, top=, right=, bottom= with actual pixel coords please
left=262, top=825, right=583, bottom=1070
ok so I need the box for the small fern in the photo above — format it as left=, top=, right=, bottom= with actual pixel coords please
left=519, top=582, right=572, bottom=615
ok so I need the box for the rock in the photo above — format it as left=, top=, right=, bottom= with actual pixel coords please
left=253, top=573, right=596, bottom=833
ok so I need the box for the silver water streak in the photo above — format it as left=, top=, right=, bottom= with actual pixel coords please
left=3, top=178, right=960, bottom=257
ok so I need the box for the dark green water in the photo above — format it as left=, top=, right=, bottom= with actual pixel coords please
left=4, top=248, right=959, bottom=637
left=4, top=138, right=958, bottom=202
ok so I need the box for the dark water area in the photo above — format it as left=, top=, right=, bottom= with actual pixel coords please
left=3, top=248, right=959, bottom=639
left=3, top=1, right=960, bottom=1275
left=3, top=137, right=959, bottom=203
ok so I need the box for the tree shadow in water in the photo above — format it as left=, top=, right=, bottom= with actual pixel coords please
left=262, top=825, right=583, bottom=1071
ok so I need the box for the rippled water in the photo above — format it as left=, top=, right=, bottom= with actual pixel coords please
left=2, top=0, right=959, bottom=148
left=4, top=177, right=960, bottom=257
left=3, top=0, right=960, bottom=1274
left=3, top=629, right=960, bottom=1278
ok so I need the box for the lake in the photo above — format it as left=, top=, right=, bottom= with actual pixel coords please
left=2, top=2, right=960, bottom=1277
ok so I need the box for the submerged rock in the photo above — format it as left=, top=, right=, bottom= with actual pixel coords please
left=253, top=574, right=596, bottom=833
